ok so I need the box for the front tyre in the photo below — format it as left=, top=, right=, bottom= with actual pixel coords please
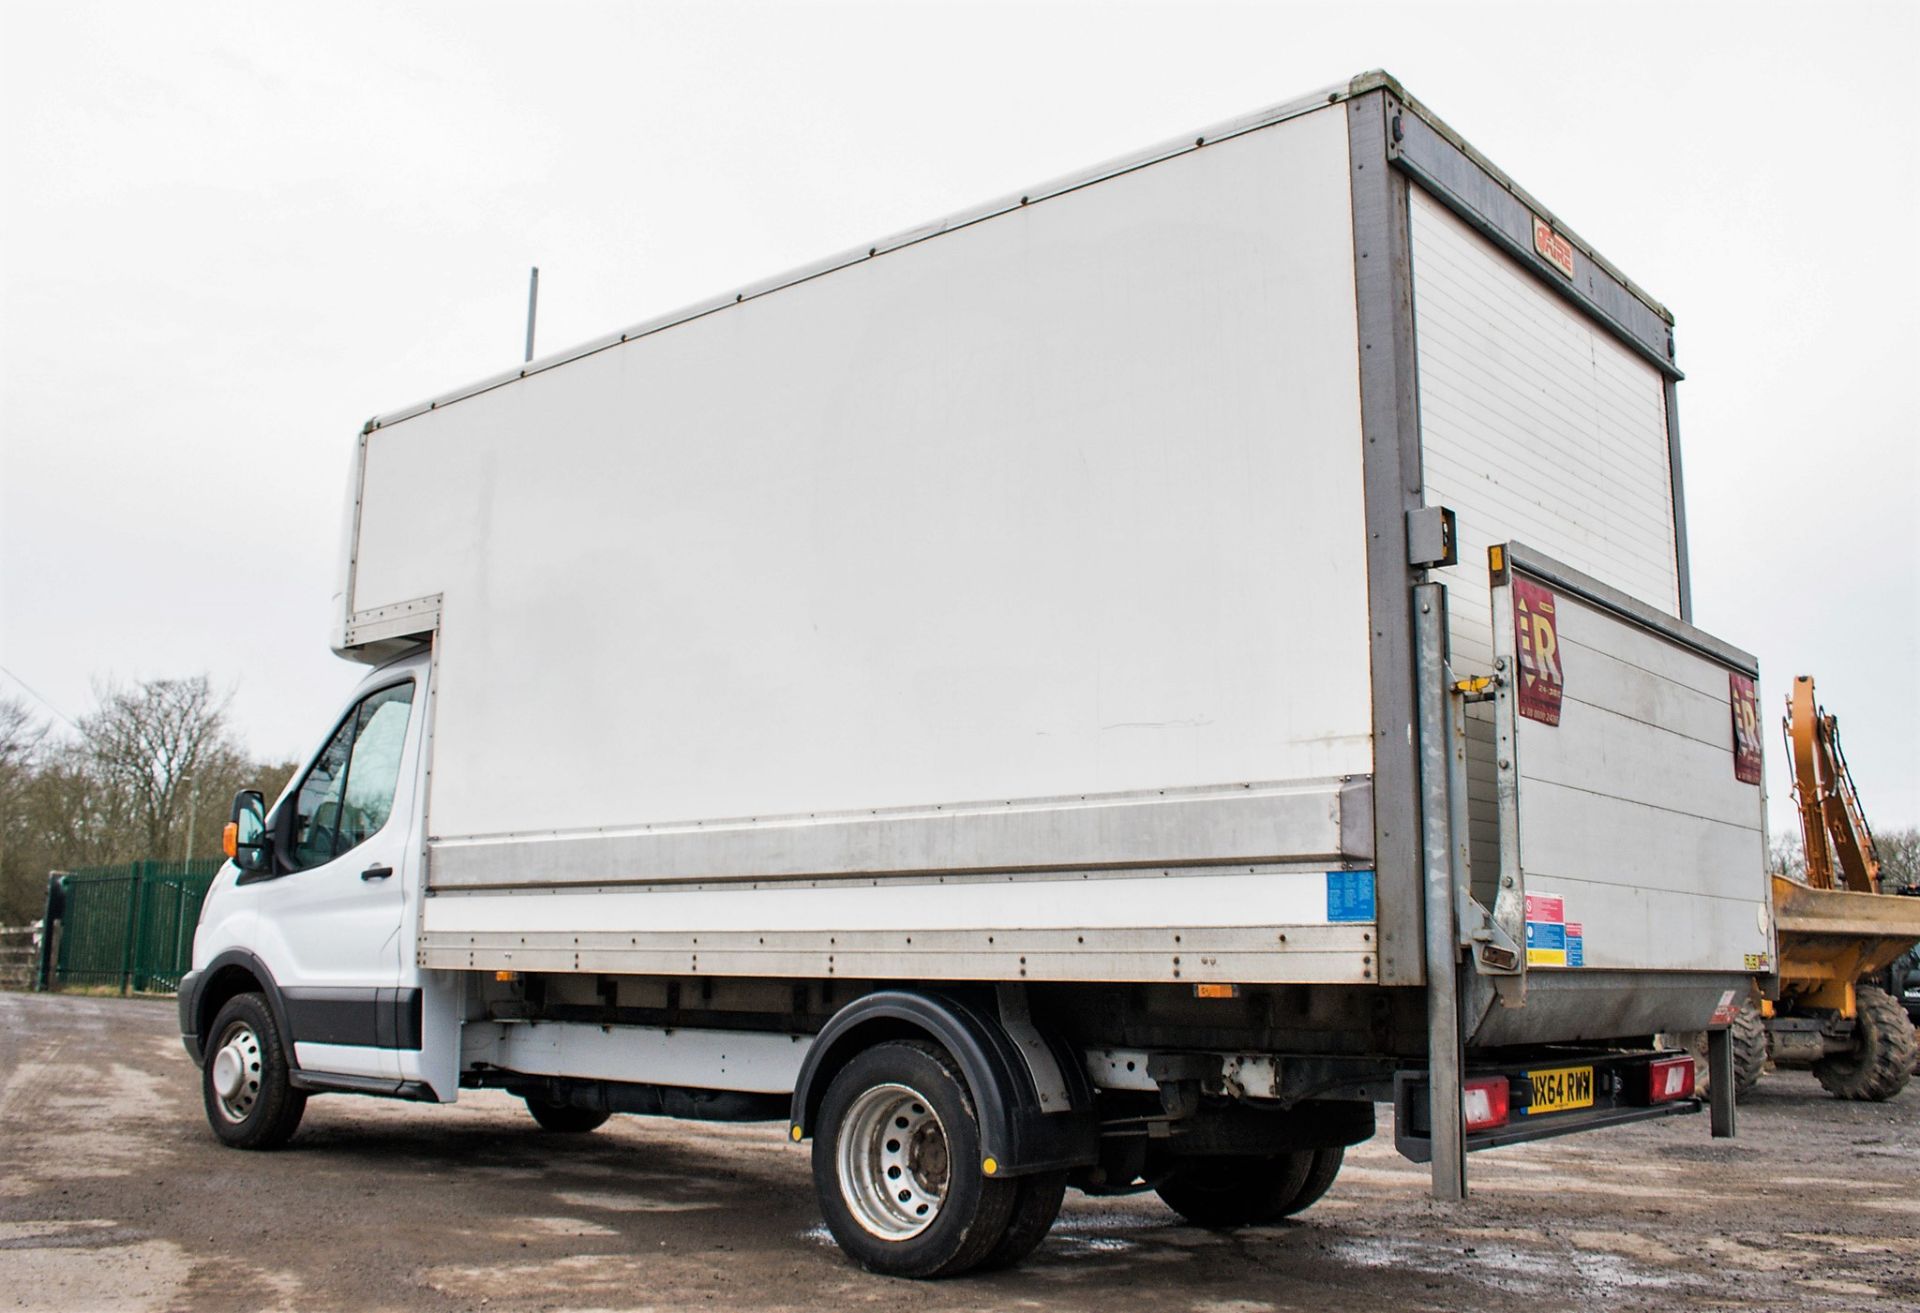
left=812, top=1040, right=1017, bottom=1278
left=202, top=993, right=306, bottom=1150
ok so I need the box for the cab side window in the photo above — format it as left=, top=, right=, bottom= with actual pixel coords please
left=286, top=682, right=415, bottom=871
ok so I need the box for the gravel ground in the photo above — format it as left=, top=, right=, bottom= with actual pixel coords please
left=1, top=991, right=1915, bottom=1312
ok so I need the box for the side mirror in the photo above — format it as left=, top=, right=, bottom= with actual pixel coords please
left=226, top=790, right=269, bottom=873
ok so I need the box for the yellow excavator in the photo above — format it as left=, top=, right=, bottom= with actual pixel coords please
left=1727, top=676, right=1920, bottom=1099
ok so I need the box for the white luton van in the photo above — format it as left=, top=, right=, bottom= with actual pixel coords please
left=182, top=71, right=1773, bottom=1278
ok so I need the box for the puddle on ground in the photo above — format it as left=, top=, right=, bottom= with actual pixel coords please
left=1329, top=1231, right=1686, bottom=1297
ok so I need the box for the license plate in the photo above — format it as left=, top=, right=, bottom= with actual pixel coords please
left=1526, top=1065, right=1594, bottom=1115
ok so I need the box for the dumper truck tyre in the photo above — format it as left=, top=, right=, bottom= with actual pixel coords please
left=1813, top=986, right=1917, bottom=1102
left=201, top=993, right=306, bottom=1150
left=977, top=1170, right=1068, bottom=1271
left=524, top=1097, right=611, bottom=1134
left=812, top=1040, right=1018, bottom=1278
left=1154, top=1151, right=1314, bottom=1228
left=1731, top=1003, right=1770, bottom=1096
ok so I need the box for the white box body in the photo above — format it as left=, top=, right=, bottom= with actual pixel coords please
left=327, top=77, right=1769, bottom=1032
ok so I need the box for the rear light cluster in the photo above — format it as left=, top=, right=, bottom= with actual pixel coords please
left=1462, top=1076, right=1510, bottom=1131
left=1646, top=1056, right=1695, bottom=1104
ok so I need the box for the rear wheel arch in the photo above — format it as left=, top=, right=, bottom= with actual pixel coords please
left=791, top=990, right=1093, bottom=1176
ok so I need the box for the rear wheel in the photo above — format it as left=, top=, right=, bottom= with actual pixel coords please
left=1285, top=1147, right=1344, bottom=1215
left=524, top=1097, right=611, bottom=1133
left=978, top=1170, right=1068, bottom=1270
left=1154, top=1152, right=1314, bottom=1228
left=812, top=1040, right=1017, bottom=1278
left=202, top=993, right=306, bottom=1150
left=1813, top=986, right=1918, bottom=1102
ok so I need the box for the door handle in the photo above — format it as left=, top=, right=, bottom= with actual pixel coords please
left=360, top=865, right=394, bottom=881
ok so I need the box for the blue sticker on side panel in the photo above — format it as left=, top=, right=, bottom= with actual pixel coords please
left=1326, top=870, right=1376, bottom=923
left=1566, top=926, right=1584, bottom=967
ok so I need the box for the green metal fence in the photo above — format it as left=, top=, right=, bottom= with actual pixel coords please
left=51, top=859, right=222, bottom=994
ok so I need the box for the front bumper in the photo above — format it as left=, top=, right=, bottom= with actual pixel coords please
left=177, top=969, right=204, bottom=1065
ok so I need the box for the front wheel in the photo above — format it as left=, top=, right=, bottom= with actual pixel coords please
left=202, top=992, right=306, bottom=1150
left=812, top=1040, right=1018, bottom=1278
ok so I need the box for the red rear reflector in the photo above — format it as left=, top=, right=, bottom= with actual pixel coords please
left=1463, top=1076, right=1510, bottom=1131
left=1648, top=1056, right=1695, bottom=1103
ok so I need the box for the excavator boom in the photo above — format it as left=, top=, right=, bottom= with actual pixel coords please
left=1784, top=675, right=1879, bottom=894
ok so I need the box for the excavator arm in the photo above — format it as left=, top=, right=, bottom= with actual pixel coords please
left=1784, top=675, right=1880, bottom=894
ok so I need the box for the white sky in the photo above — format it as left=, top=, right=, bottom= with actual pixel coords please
left=2, top=0, right=1915, bottom=833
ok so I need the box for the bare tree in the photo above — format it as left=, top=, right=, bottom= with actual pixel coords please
left=80, top=677, right=240, bottom=859
left=0, top=679, right=302, bottom=921
left=0, top=696, right=42, bottom=785
left=1768, top=831, right=1805, bottom=880
left=1877, top=826, right=1919, bottom=894
left=0, top=699, right=49, bottom=920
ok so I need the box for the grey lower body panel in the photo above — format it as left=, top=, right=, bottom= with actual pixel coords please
left=1466, top=970, right=1749, bottom=1049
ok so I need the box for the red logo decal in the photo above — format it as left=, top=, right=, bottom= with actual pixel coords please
left=1512, top=578, right=1564, bottom=725
left=1729, top=673, right=1762, bottom=784
left=1533, top=216, right=1576, bottom=279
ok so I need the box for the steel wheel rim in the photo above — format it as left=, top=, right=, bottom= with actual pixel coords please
left=837, top=1082, right=949, bottom=1240
left=211, top=1019, right=264, bottom=1123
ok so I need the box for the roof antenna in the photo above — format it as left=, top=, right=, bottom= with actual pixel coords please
left=524, top=266, right=540, bottom=363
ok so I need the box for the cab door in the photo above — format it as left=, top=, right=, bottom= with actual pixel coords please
left=250, top=664, right=424, bottom=1080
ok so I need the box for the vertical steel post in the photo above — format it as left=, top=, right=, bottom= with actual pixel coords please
left=1416, top=582, right=1466, bottom=1201
left=1707, top=1027, right=1736, bottom=1138
left=525, top=266, right=540, bottom=363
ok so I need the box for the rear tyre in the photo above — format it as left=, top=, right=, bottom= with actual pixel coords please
left=812, top=1040, right=1018, bottom=1278
left=1813, top=986, right=1918, bottom=1102
left=525, top=1097, right=611, bottom=1133
left=202, top=992, right=306, bottom=1150
left=1281, top=1146, right=1344, bottom=1216
left=1154, top=1152, right=1313, bottom=1228
left=1730, top=1001, right=1770, bottom=1096
left=977, top=1170, right=1068, bottom=1271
